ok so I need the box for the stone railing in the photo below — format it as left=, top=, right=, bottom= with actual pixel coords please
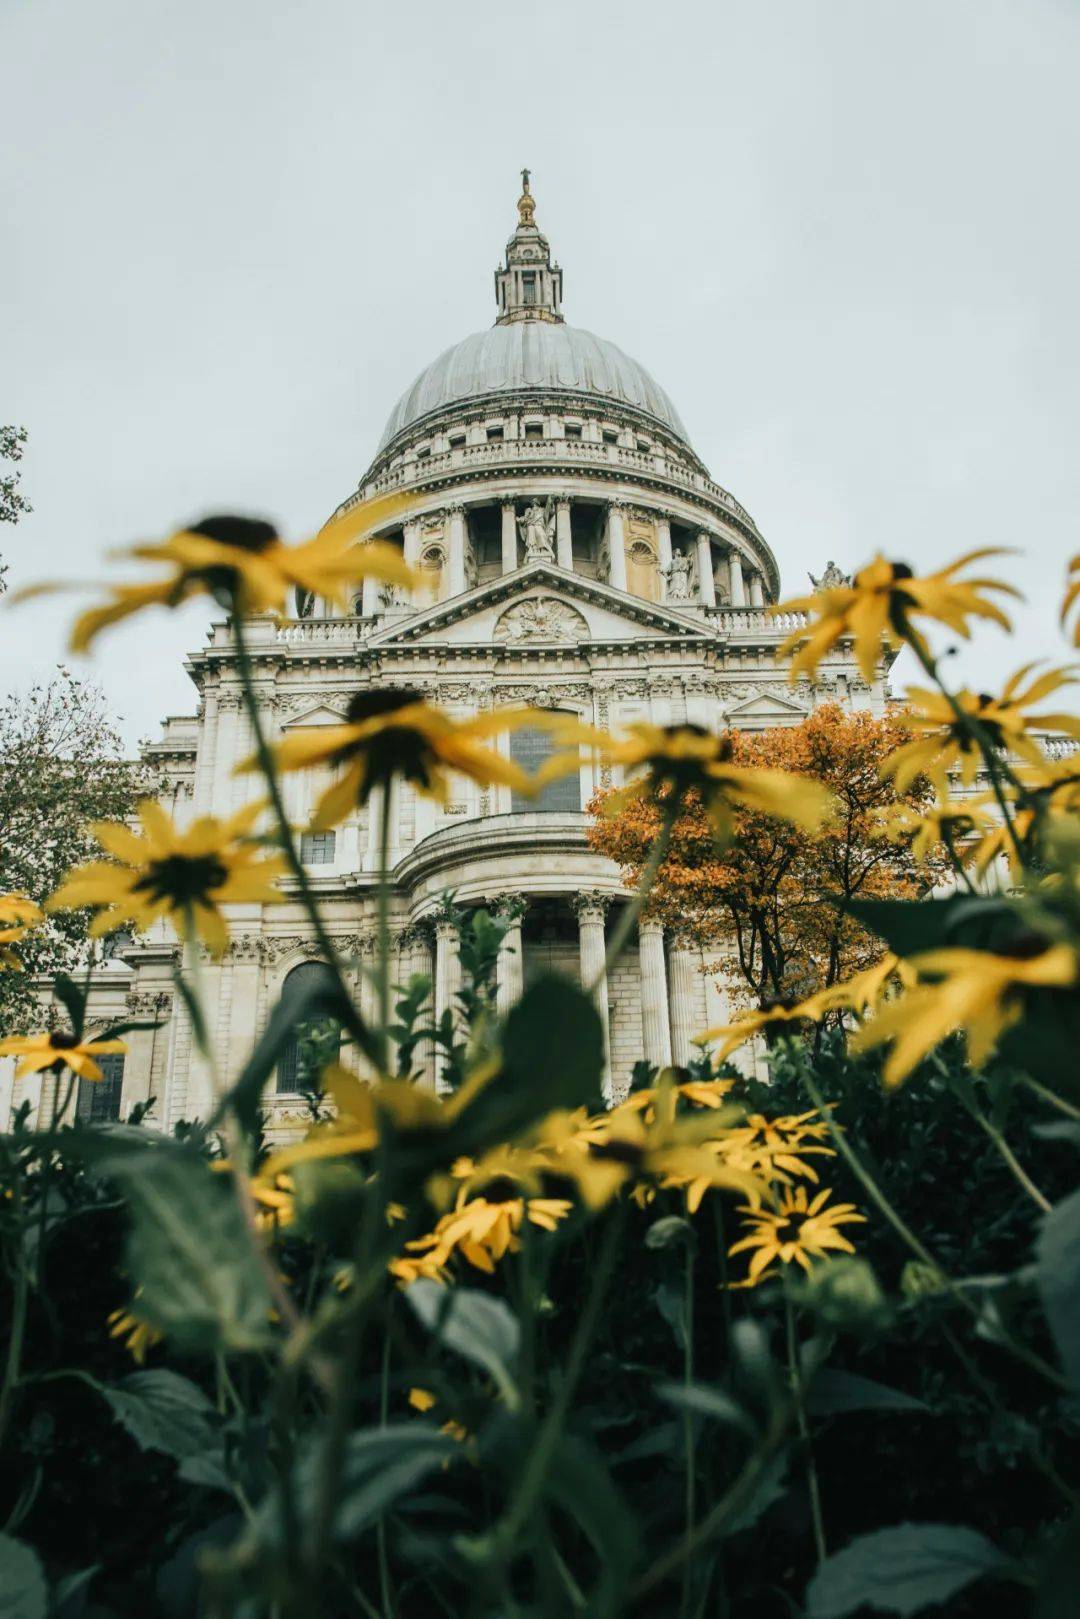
left=706, top=607, right=807, bottom=635
left=344, top=437, right=760, bottom=535
left=275, top=619, right=366, bottom=645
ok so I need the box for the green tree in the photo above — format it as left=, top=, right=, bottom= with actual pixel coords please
left=0, top=668, right=151, bottom=1035
left=0, top=425, right=32, bottom=595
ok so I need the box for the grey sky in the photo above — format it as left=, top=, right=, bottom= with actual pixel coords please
left=3, top=0, right=1078, bottom=746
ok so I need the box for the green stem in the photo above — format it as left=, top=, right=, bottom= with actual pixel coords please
left=232, top=612, right=380, bottom=1070
left=376, top=784, right=393, bottom=1074
left=785, top=1291, right=826, bottom=1566
left=1020, top=1075, right=1080, bottom=1121
left=376, top=1291, right=395, bottom=1619
left=0, top=1169, right=29, bottom=1453
left=681, top=1233, right=697, bottom=1614
left=953, top=1089, right=1051, bottom=1214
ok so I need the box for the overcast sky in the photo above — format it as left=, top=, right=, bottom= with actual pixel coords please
left=2, top=0, right=1078, bottom=746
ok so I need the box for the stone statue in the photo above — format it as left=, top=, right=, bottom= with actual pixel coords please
left=295, top=586, right=315, bottom=619
left=518, top=497, right=556, bottom=563
left=665, top=548, right=693, bottom=602
left=808, top=560, right=851, bottom=591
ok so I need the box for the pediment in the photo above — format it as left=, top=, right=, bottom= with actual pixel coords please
left=366, top=563, right=713, bottom=651
left=280, top=701, right=349, bottom=729
left=725, top=686, right=810, bottom=726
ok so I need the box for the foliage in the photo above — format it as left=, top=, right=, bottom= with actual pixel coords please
left=0, top=423, right=32, bottom=599
left=0, top=669, right=151, bottom=1034
left=1, top=524, right=1078, bottom=1617
left=589, top=703, right=948, bottom=1004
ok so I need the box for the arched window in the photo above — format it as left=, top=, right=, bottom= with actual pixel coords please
left=510, top=719, right=581, bottom=813
left=275, top=961, right=341, bottom=1094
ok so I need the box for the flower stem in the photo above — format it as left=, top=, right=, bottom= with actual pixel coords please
left=785, top=1291, right=826, bottom=1566
left=1020, top=1075, right=1080, bottom=1121
left=681, top=1232, right=697, bottom=1614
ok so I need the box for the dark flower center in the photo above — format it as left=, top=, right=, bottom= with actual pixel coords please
left=889, top=562, right=915, bottom=582
left=476, top=1175, right=522, bottom=1204
left=773, top=1216, right=802, bottom=1241
left=590, top=1139, right=642, bottom=1167
left=132, top=853, right=230, bottom=906
left=49, top=1031, right=78, bottom=1050
left=188, top=515, right=280, bottom=553
left=346, top=689, right=424, bottom=724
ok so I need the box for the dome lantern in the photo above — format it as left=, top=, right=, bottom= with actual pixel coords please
left=494, top=168, right=564, bottom=326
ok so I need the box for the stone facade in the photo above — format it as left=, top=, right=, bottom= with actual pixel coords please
left=0, top=177, right=887, bottom=1130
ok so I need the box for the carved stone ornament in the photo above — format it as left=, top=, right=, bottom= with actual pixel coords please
left=227, top=933, right=265, bottom=963
left=493, top=597, right=589, bottom=645
left=126, top=990, right=172, bottom=1017
left=569, top=890, right=613, bottom=921
left=808, top=560, right=851, bottom=591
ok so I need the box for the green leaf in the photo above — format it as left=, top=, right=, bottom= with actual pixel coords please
left=52, top=973, right=86, bottom=1040
left=110, top=1152, right=275, bottom=1354
left=0, top=1533, right=46, bottom=1619
left=657, top=1379, right=756, bottom=1436
left=405, top=1279, right=520, bottom=1407
left=457, top=974, right=605, bottom=1152
left=1036, top=1187, right=1080, bottom=1388
left=806, top=1369, right=930, bottom=1417
left=805, top=1523, right=1018, bottom=1617
left=1034, top=1511, right=1080, bottom=1619
left=101, top=1369, right=218, bottom=1459
left=841, top=895, right=1017, bottom=957
left=645, top=1215, right=697, bottom=1252
left=256, top=1427, right=457, bottom=1547
left=215, top=972, right=353, bottom=1139
left=540, top=1434, right=637, bottom=1618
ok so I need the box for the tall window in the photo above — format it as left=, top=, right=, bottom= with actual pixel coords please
left=276, top=962, right=341, bottom=1094
left=510, top=721, right=581, bottom=813
left=522, top=273, right=537, bottom=306
left=300, top=830, right=336, bottom=865
left=77, top=1052, right=124, bottom=1125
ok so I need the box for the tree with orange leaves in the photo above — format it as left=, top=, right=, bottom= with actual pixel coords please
left=588, top=704, right=948, bottom=1009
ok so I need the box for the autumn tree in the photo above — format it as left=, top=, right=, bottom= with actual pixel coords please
left=0, top=668, right=152, bottom=1035
left=589, top=704, right=947, bottom=1010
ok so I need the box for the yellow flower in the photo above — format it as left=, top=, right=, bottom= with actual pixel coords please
left=12, top=501, right=416, bottom=652
left=251, top=693, right=540, bottom=829
left=0, top=893, right=43, bottom=942
left=46, top=800, right=285, bottom=956
left=107, top=1305, right=163, bottom=1364
left=536, top=718, right=832, bottom=842
left=811, top=953, right=918, bottom=1017
left=879, top=794, right=996, bottom=867
left=404, top=1183, right=573, bottom=1275
left=881, top=667, right=1080, bottom=792
left=714, top=1111, right=834, bottom=1186
left=851, top=942, right=1079, bottom=1087
left=698, top=997, right=834, bottom=1062
left=729, top=1184, right=866, bottom=1283
left=0, top=1029, right=128, bottom=1082
left=1062, top=553, right=1080, bottom=645
left=775, top=550, right=1019, bottom=684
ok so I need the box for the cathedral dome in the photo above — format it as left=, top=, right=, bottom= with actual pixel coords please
left=376, top=320, right=690, bottom=453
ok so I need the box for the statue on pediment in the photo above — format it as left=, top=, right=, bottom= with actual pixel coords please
left=518, top=497, right=556, bottom=562
left=808, top=560, right=851, bottom=592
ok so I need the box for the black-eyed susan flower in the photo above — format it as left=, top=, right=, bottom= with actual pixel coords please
left=729, top=1184, right=866, bottom=1284
left=534, top=718, right=833, bottom=843
left=253, top=691, right=540, bottom=828
left=107, top=1303, right=163, bottom=1364
left=879, top=793, right=997, bottom=868
left=714, top=1111, right=834, bottom=1186
left=881, top=666, right=1080, bottom=793
left=851, top=941, right=1079, bottom=1087
left=0, top=1029, right=127, bottom=1081
left=403, top=1165, right=573, bottom=1275
left=46, top=800, right=285, bottom=956
left=775, top=550, right=1019, bottom=684
left=0, top=893, right=42, bottom=969
left=14, top=501, right=416, bottom=652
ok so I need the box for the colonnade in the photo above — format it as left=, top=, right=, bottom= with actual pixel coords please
left=359, top=498, right=767, bottom=614
left=428, top=895, right=701, bottom=1098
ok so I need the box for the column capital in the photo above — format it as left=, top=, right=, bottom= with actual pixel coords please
left=445, top=501, right=466, bottom=518
left=607, top=498, right=629, bottom=515
left=554, top=495, right=571, bottom=511
left=638, top=916, right=666, bottom=939
left=500, top=498, right=517, bottom=512
left=494, top=892, right=528, bottom=922
left=570, top=890, right=613, bottom=922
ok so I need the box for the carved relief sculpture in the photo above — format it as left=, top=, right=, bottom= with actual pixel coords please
left=492, top=597, right=589, bottom=644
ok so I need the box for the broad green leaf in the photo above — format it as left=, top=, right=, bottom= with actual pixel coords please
left=52, top=973, right=86, bottom=1040
left=457, top=975, right=605, bottom=1151
left=540, top=1434, right=637, bottom=1618
left=110, top=1153, right=275, bottom=1353
left=805, top=1523, right=1018, bottom=1617
left=1034, top=1511, right=1080, bottom=1619
left=657, top=1379, right=756, bottom=1436
left=806, top=1369, right=930, bottom=1417
left=0, top=1533, right=46, bottom=1619
left=215, top=972, right=354, bottom=1140
left=1036, top=1188, right=1080, bottom=1388
left=101, top=1369, right=218, bottom=1459
left=645, top=1215, right=697, bottom=1252
left=842, top=895, right=1016, bottom=957
left=405, top=1279, right=520, bottom=1407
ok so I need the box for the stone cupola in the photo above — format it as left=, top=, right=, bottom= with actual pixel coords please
left=494, top=169, right=564, bottom=326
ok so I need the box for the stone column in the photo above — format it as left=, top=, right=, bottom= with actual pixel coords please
left=696, top=533, right=717, bottom=607
left=361, top=552, right=382, bottom=618
left=749, top=572, right=765, bottom=607
left=555, top=499, right=573, bottom=570
left=668, top=935, right=699, bottom=1068
left=403, top=518, right=422, bottom=573
left=729, top=550, right=746, bottom=607
left=606, top=503, right=628, bottom=592
left=501, top=502, right=517, bottom=574
left=447, top=504, right=467, bottom=595
left=638, top=920, right=673, bottom=1069
left=434, top=916, right=462, bottom=1091
left=655, top=516, right=673, bottom=601
left=573, top=893, right=612, bottom=1099
left=495, top=897, right=526, bottom=1018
